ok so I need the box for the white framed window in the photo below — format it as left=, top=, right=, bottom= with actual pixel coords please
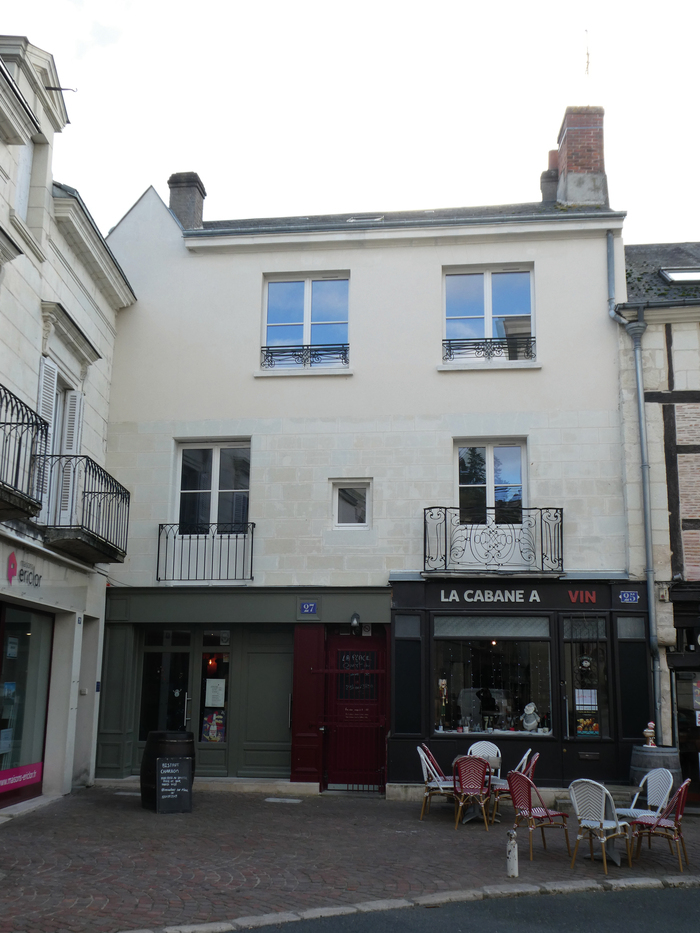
left=178, top=444, right=250, bottom=534
left=444, top=268, right=534, bottom=362
left=333, top=481, right=370, bottom=527
left=458, top=442, right=525, bottom=524
left=262, top=273, right=349, bottom=368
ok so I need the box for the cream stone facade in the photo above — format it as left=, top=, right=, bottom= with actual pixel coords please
left=98, top=108, right=659, bottom=791
left=0, top=37, right=134, bottom=809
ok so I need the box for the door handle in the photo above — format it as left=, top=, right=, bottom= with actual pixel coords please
left=183, top=692, right=191, bottom=727
left=288, top=693, right=292, bottom=730
left=319, top=726, right=325, bottom=732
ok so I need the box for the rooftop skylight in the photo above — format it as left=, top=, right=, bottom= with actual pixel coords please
left=660, top=268, right=700, bottom=284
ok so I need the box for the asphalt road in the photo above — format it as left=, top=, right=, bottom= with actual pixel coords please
left=287, top=889, right=700, bottom=933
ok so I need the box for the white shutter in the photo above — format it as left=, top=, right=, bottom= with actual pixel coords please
left=57, top=390, right=83, bottom=525
left=36, top=357, right=58, bottom=523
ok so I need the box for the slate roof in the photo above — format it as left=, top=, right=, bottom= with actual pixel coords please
left=193, top=200, right=622, bottom=237
left=625, top=243, right=700, bottom=303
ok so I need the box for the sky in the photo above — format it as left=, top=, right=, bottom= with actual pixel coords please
left=4, top=0, right=699, bottom=244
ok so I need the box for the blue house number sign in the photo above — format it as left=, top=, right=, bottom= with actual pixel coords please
left=619, top=591, right=640, bottom=604
left=301, top=602, right=318, bottom=614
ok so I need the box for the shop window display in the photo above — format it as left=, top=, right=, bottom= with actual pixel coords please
left=563, top=616, right=610, bottom=738
left=434, top=616, right=552, bottom=735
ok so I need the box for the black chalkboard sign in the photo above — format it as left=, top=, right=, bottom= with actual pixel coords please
left=156, top=757, right=192, bottom=813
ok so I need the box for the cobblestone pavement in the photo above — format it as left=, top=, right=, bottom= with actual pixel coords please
left=1, top=787, right=699, bottom=933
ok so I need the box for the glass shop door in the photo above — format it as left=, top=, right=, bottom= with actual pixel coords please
left=193, top=629, right=231, bottom=775
left=674, top=671, right=700, bottom=800
left=137, top=629, right=193, bottom=758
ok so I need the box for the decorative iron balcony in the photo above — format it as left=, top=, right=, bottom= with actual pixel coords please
left=0, top=383, right=48, bottom=521
left=442, top=337, right=536, bottom=362
left=34, top=455, right=130, bottom=563
left=424, top=506, right=563, bottom=574
left=261, top=344, right=349, bottom=368
left=157, top=523, right=255, bottom=582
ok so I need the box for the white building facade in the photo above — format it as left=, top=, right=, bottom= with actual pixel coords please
left=100, top=108, right=657, bottom=790
left=0, top=37, right=134, bottom=809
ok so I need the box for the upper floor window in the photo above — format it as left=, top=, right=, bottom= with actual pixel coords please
left=262, top=275, right=349, bottom=369
left=459, top=443, right=524, bottom=524
left=333, top=481, right=370, bottom=527
left=179, top=445, right=250, bottom=534
left=444, top=270, right=534, bottom=362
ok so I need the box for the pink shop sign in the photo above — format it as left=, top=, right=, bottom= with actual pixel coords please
left=0, top=762, right=42, bottom=795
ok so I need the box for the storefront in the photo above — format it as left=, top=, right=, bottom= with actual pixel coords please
left=666, top=584, right=700, bottom=800
left=0, top=537, right=103, bottom=810
left=98, top=586, right=391, bottom=790
left=388, top=577, right=652, bottom=788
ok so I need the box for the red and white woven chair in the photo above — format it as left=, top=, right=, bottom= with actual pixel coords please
left=508, top=770, right=571, bottom=861
left=453, top=755, right=491, bottom=831
left=629, top=778, right=691, bottom=873
left=569, top=778, right=631, bottom=875
left=490, top=748, right=531, bottom=825
left=417, top=745, right=454, bottom=820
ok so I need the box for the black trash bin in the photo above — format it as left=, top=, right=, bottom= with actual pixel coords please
left=140, top=731, right=195, bottom=811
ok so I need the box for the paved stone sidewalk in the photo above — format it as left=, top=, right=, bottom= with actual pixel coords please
left=0, top=787, right=699, bottom=933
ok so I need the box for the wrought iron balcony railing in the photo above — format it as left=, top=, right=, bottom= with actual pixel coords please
left=261, top=344, right=349, bottom=368
left=157, top=522, right=255, bottom=582
left=442, top=337, right=536, bottom=362
left=34, top=455, right=130, bottom=563
left=424, top=506, right=563, bottom=574
left=0, top=383, right=48, bottom=520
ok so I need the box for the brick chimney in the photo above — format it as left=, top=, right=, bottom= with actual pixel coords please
left=554, top=106, right=608, bottom=206
left=167, top=172, right=206, bottom=229
left=540, top=149, right=559, bottom=202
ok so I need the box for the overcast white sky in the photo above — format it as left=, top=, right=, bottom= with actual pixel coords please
left=4, top=1, right=699, bottom=243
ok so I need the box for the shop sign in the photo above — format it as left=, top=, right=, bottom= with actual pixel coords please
left=0, top=762, right=42, bottom=795
left=7, top=551, right=42, bottom=588
left=424, top=580, right=642, bottom=611
left=440, top=588, right=542, bottom=604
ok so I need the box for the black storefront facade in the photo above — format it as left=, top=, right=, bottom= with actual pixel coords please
left=389, top=577, right=653, bottom=788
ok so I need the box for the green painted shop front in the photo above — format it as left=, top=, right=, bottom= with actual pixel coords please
left=96, top=587, right=390, bottom=783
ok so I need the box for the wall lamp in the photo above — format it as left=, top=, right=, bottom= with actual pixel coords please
left=350, top=613, right=361, bottom=634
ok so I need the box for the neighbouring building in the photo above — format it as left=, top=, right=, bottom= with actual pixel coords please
left=98, top=106, right=658, bottom=792
left=618, top=242, right=700, bottom=795
left=0, top=37, right=134, bottom=808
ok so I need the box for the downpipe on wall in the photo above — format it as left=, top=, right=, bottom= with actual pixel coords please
left=607, top=230, right=662, bottom=745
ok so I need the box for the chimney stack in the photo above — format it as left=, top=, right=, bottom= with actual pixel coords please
left=554, top=106, right=608, bottom=206
left=167, top=172, right=206, bottom=229
left=540, top=149, right=559, bottom=201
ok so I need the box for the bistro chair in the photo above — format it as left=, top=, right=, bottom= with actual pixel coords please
left=420, top=743, right=450, bottom=781
left=453, top=755, right=491, bottom=831
left=508, top=770, right=571, bottom=861
left=616, top=768, right=673, bottom=822
left=417, top=746, right=454, bottom=820
left=490, top=748, right=531, bottom=825
left=569, top=779, right=631, bottom=875
left=630, top=778, right=691, bottom=873
left=467, top=740, right=502, bottom=779
left=523, top=751, right=540, bottom=780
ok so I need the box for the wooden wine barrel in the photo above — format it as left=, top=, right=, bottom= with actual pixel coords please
left=629, top=745, right=682, bottom=792
left=140, top=731, right=195, bottom=811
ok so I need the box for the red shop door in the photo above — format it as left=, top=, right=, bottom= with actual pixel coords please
left=322, top=632, right=388, bottom=792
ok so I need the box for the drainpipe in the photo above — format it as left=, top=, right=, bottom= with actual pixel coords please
left=607, top=230, right=662, bottom=745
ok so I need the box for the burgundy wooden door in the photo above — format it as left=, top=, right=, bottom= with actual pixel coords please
left=322, top=632, right=388, bottom=791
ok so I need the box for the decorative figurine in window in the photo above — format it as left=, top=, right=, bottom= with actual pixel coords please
left=520, top=702, right=540, bottom=732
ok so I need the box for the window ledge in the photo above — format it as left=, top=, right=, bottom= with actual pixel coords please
left=254, top=368, right=354, bottom=378
left=10, top=209, right=46, bottom=263
left=437, top=361, right=541, bottom=372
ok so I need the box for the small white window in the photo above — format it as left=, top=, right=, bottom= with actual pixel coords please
left=333, top=481, right=370, bottom=527
left=262, top=274, right=349, bottom=369
left=444, top=269, right=534, bottom=362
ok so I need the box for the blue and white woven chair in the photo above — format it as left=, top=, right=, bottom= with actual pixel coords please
left=417, top=745, right=454, bottom=820
left=616, top=768, right=673, bottom=822
left=569, top=778, right=632, bottom=875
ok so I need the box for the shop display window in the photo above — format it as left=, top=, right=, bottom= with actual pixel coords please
left=434, top=616, right=552, bottom=735
left=200, top=631, right=230, bottom=743
left=1, top=608, right=53, bottom=779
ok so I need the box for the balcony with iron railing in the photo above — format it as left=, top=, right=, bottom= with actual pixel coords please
left=424, top=506, right=563, bottom=574
left=261, top=344, right=349, bottom=369
left=442, top=336, right=536, bottom=362
left=0, top=383, right=48, bottom=521
left=35, top=455, right=130, bottom=563
left=157, top=522, right=255, bottom=582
